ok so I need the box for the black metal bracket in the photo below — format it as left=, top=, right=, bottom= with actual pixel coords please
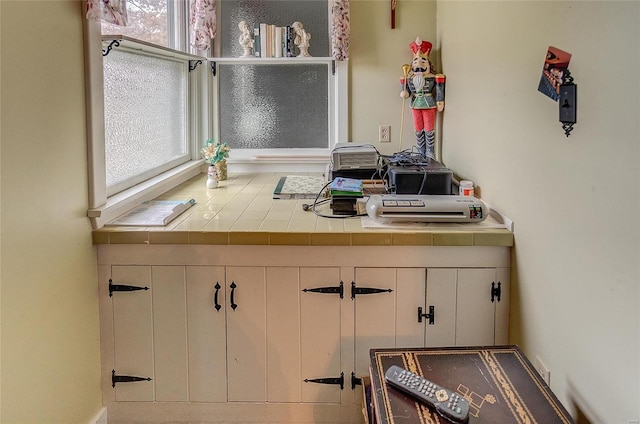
left=102, top=39, right=120, bottom=57
left=303, top=281, right=344, bottom=299
left=304, top=372, right=344, bottom=390
left=189, top=60, right=203, bottom=72
left=351, top=281, right=393, bottom=299
left=418, top=305, right=435, bottom=324
left=111, top=369, right=152, bottom=388
left=491, top=281, right=502, bottom=303
left=559, top=70, right=577, bottom=137
left=211, top=61, right=217, bottom=76
left=108, top=279, right=149, bottom=297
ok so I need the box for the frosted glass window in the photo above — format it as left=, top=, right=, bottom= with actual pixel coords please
left=103, top=49, right=188, bottom=190
left=218, top=0, right=330, bottom=150
left=219, top=64, right=328, bottom=149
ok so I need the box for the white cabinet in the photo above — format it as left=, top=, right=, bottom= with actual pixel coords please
left=353, top=267, right=510, bottom=378
left=98, top=244, right=511, bottom=422
left=105, top=264, right=347, bottom=404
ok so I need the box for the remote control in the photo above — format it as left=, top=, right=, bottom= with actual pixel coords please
left=384, top=365, right=470, bottom=424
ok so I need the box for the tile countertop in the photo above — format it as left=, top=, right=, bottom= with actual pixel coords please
left=92, top=173, right=513, bottom=247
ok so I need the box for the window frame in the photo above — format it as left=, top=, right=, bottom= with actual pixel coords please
left=84, top=18, right=209, bottom=229
left=209, top=57, right=348, bottom=172
left=83, top=0, right=348, bottom=228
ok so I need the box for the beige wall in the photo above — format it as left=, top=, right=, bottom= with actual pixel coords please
left=0, top=1, right=102, bottom=423
left=350, top=0, right=438, bottom=153
left=352, top=1, right=639, bottom=422
left=436, top=1, right=638, bottom=422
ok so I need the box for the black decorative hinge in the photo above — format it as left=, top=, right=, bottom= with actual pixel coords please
left=351, top=282, right=393, bottom=299
left=418, top=305, right=435, bottom=324
left=491, top=281, right=502, bottom=303
left=303, top=280, right=344, bottom=299
left=108, top=279, right=149, bottom=297
left=304, top=371, right=344, bottom=390
left=111, top=369, right=152, bottom=387
left=211, top=61, right=217, bottom=76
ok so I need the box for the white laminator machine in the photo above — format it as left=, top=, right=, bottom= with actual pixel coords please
left=366, top=194, right=488, bottom=223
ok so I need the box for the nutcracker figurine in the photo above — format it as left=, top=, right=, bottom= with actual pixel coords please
left=400, top=37, right=445, bottom=159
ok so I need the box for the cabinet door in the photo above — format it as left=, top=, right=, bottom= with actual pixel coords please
left=266, top=267, right=301, bottom=402
left=111, top=266, right=188, bottom=402
left=425, top=268, right=458, bottom=347
left=300, top=267, right=343, bottom=403
left=111, top=266, right=154, bottom=401
left=152, top=266, right=189, bottom=401
left=186, top=266, right=227, bottom=402
left=353, top=268, right=426, bottom=378
left=494, top=268, right=510, bottom=345
left=456, top=268, right=509, bottom=346
left=226, top=266, right=267, bottom=402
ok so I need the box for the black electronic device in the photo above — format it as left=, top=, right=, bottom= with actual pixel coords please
left=330, top=197, right=358, bottom=215
left=384, top=365, right=470, bottom=424
left=385, top=158, right=453, bottom=195
left=328, top=167, right=380, bottom=181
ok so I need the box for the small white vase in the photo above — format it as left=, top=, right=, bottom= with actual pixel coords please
left=206, top=175, right=218, bottom=189
left=206, top=165, right=218, bottom=189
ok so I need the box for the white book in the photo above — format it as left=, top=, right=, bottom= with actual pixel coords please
left=259, top=23, right=268, bottom=58
left=106, top=199, right=196, bottom=226
left=274, top=27, right=283, bottom=57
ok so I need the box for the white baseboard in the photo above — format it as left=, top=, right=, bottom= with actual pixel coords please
left=88, top=407, right=107, bottom=424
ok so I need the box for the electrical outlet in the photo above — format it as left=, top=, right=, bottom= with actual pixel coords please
left=535, top=355, right=551, bottom=385
left=379, top=125, right=391, bottom=142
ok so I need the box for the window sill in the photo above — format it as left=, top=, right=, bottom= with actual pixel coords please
left=87, top=160, right=203, bottom=229
left=227, top=154, right=330, bottom=174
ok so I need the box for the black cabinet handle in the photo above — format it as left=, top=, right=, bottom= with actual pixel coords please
left=230, top=281, right=237, bottom=310
left=418, top=305, right=435, bottom=324
left=213, top=282, right=221, bottom=311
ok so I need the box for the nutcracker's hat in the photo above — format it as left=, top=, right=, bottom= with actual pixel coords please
left=410, top=37, right=432, bottom=57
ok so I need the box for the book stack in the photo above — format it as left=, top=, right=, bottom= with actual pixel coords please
left=253, top=23, right=295, bottom=58
left=329, top=178, right=363, bottom=215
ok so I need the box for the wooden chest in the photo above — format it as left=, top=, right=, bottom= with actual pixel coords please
left=369, top=345, right=574, bottom=424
